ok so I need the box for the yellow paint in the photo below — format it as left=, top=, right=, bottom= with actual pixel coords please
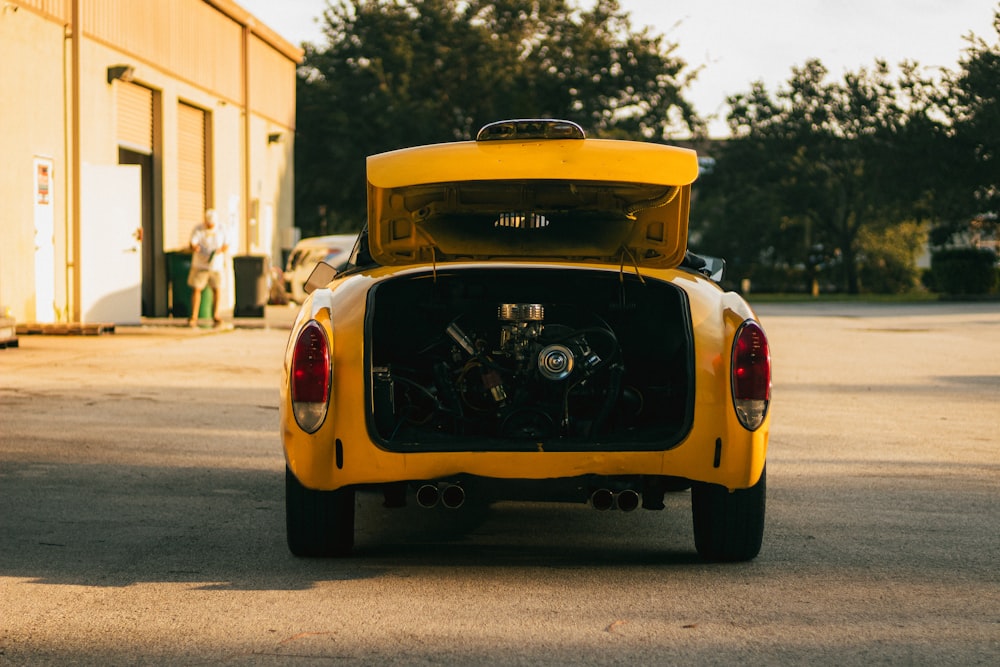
left=281, top=262, right=769, bottom=494
left=366, top=139, right=697, bottom=270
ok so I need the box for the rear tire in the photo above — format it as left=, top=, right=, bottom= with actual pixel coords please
left=691, top=466, right=766, bottom=562
left=285, top=465, right=355, bottom=557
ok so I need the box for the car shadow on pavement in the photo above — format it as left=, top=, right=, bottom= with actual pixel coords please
left=0, top=455, right=710, bottom=592
left=3, top=451, right=996, bottom=592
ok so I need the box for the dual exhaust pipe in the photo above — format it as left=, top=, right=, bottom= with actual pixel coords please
left=415, top=483, right=639, bottom=511
left=590, top=488, right=640, bottom=512
left=416, top=483, right=465, bottom=509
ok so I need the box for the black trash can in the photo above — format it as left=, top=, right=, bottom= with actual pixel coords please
left=233, top=255, right=270, bottom=318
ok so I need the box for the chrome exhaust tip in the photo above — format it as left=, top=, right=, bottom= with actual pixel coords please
left=440, top=484, right=466, bottom=509
left=617, top=489, right=640, bottom=512
left=416, top=484, right=440, bottom=508
left=590, top=488, right=614, bottom=511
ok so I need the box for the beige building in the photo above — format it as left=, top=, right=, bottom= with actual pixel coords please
left=0, top=0, right=302, bottom=323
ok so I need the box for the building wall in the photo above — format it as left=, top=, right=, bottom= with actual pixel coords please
left=249, top=31, right=297, bottom=256
left=0, top=4, right=70, bottom=320
left=0, top=0, right=301, bottom=322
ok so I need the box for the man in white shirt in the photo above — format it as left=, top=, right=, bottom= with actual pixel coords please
left=187, top=209, right=229, bottom=327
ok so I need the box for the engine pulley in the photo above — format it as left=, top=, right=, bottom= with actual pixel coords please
left=538, top=343, right=574, bottom=381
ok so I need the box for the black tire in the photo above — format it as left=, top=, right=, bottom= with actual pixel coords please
left=691, top=466, right=766, bottom=562
left=285, top=465, right=355, bottom=557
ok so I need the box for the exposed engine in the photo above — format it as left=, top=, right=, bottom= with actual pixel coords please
left=368, top=268, right=691, bottom=450
left=374, top=301, right=630, bottom=441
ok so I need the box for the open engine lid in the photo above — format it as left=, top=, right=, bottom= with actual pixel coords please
left=366, top=120, right=699, bottom=269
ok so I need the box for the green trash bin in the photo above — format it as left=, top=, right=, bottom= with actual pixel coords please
left=166, top=251, right=213, bottom=319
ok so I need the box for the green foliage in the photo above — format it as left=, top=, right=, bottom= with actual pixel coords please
left=919, top=9, right=1000, bottom=247
left=949, top=10, right=1000, bottom=216
left=856, top=222, right=927, bottom=294
left=692, top=5, right=1000, bottom=295
left=739, top=264, right=811, bottom=295
left=928, top=247, right=999, bottom=294
left=294, top=0, right=700, bottom=236
left=694, top=59, right=949, bottom=294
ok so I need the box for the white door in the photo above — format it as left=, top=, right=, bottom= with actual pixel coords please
left=33, top=158, right=56, bottom=323
left=80, top=164, right=142, bottom=324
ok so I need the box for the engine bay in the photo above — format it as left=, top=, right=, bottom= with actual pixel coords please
left=368, top=268, right=694, bottom=452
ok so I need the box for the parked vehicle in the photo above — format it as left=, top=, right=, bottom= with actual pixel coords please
left=280, top=119, right=771, bottom=561
left=283, top=233, right=359, bottom=303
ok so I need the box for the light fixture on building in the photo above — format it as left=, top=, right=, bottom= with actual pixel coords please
left=106, top=64, right=135, bottom=84
left=267, top=132, right=283, bottom=144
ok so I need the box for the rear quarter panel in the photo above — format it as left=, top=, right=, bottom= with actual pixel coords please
left=281, top=264, right=769, bottom=492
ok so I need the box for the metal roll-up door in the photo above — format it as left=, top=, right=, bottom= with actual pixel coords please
left=116, top=82, right=153, bottom=153
left=177, top=102, right=207, bottom=248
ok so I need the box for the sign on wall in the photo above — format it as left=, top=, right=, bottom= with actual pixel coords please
left=33, top=157, right=56, bottom=323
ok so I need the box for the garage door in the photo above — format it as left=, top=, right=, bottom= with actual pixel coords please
left=177, top=102, right=207, bottom=248
left=116, top=81, right=153, bottom=153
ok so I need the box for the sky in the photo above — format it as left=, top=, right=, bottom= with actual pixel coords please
left=239, top=0, right=999, bottom=137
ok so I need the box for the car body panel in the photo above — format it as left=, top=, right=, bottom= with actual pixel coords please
left=366, top=139, right=698, bottom=269
left=280, top=261, right=768, bottom=494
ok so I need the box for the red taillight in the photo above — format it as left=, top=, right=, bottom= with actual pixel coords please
left=732, top=320, right=771, bottom=430
left=291, top=321, right=330, bottom=432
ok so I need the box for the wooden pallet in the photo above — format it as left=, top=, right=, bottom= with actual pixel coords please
left=15, top=322, right=115, bottom=336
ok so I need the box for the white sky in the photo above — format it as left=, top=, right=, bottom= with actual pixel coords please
left=240, top=0, right=998, bottom=137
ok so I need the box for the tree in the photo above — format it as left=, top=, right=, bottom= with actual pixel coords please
left=694, top=59, right=949, bottom=293
left=932, top=5, right=1000, bottom=246
left=294, top=0, right=701, bottom=235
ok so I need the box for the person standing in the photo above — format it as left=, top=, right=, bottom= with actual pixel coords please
left=187, top=209, right=229, bottom=327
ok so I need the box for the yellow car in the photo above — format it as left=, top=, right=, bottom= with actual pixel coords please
left=280, top=120, right=771, bottom=561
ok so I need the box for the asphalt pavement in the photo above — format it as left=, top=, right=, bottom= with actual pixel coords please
left=0, top=300, right=997, bottom=665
